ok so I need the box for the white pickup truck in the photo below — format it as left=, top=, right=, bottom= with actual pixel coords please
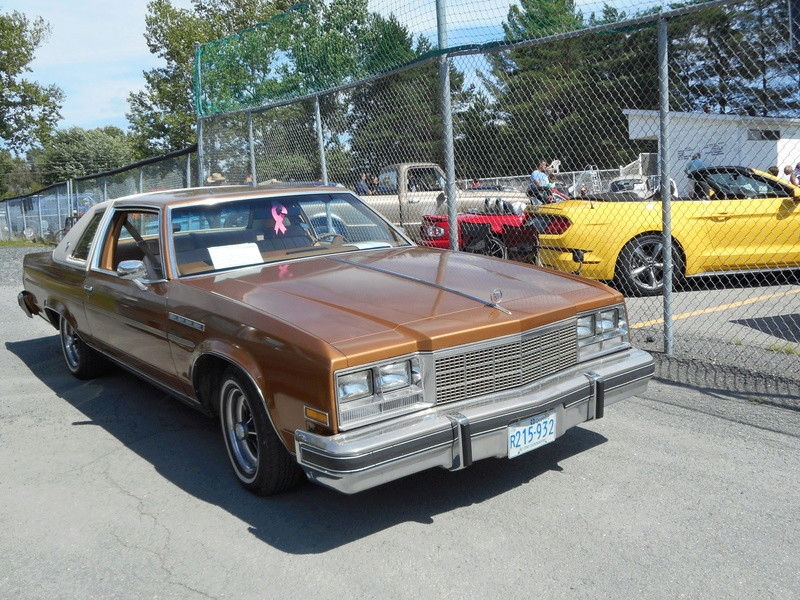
left=359, top=163, right=529, bottom=238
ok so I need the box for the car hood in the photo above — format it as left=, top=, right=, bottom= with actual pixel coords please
left=183, top=247, right=620, bottom=361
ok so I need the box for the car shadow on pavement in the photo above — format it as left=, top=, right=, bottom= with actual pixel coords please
left=731, top=313, right=800, bottom=343
left=7, top=334, right=608, bottom=555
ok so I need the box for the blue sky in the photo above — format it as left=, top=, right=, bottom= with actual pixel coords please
left=6, top=0, right=652, bottom=132
left=3, top=0, right=192, bottom=131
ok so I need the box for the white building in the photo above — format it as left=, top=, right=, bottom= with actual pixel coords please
left=623, top=109, right=800, bottom=195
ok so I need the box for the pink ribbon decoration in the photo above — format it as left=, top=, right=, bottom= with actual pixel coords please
left=271, top=203, right=288, bottom=234
left=278, top=264, right=293, bottom=279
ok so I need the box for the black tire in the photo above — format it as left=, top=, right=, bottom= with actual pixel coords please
left=59, top=315, right=105, bottom=379
left=615, top=234, right=684, bottom=297
left=480, top=235, right=509, bottom=260
left=218, top=368, right=304, bottom=496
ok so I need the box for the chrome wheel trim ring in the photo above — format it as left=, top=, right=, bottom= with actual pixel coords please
left=221, top=380, right=259, bottom=482
left=60, top=319, right=81, bottom=370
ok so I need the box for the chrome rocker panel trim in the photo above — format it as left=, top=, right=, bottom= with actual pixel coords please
left=295, top=347, right=654, bottom=494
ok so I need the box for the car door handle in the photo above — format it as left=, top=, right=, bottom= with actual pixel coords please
left=408, top=197, right=420, bottom=203
left=83, top=285, right=93, bottom=293
left=711, top=212, right=731, bottom=221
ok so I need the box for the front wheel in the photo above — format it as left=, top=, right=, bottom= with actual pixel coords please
left=59, top=315, right=105, bottom=379
left=615, top=234, right=683, bottom=297
left=218, top=368, right=303, bottom=495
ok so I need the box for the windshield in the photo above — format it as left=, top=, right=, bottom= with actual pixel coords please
left=170, top=192, right=410, bottom=276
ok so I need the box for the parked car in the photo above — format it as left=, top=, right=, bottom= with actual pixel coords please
left=418, top=199, right=538, bottom=260
left=527, top=166, right=800, bottom=296
left=19, top=183, right=653, bottom=495
left=364, top=163, right=529, bottom=237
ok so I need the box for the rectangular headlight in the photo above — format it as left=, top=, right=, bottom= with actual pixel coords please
left=377, top=361, right=411, bottom=392
left=337, top=371, right=372, bottom=402
left=577, top=305, right=629, bottom=360
left=336, top=356, right=430, bottom=430
left=577, top=315, right=594, bottom=339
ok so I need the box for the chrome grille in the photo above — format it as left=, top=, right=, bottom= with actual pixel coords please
left=434, top=323, right=577, bottom=405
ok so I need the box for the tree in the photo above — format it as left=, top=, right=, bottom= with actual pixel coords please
left=0, top=151, right=39, bottom=198
left=481, top=0, right=658, bottom=174
left=348, top=14, right=469, bottom=175
left=670, top=0, right=800, bottom=116
left=36, top=127, right=136, bottom=185
left=128, top=0, right=293, bottom=156
left=0, top=10, right=63, bottom=153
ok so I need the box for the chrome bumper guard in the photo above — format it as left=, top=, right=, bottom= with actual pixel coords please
left=17, top=291, right=35, bottom=318
left=295, top=347, right=653, bottom=494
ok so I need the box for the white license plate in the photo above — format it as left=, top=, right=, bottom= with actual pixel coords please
left=507, top=410, right=557, bottom=458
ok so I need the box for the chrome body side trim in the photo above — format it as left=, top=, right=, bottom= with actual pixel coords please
left=295, top=347, right=653, bottom=494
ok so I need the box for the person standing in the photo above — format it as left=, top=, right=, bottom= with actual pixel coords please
left=684, top=152, right=704, bottom=174
left=355, top=172, right=370, bottom=195
left=781, top=165, right=793, bottom=182
left=791, top=163, right=800, bottom=186
left=530, top=160, right=549, bottom=189
left=528, top=160, right=549, bottom=202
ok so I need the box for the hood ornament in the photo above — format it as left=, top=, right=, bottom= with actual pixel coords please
left=490, top=289, right=503, bottom=304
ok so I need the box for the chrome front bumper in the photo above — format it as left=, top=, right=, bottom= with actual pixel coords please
left=295, top=347, right=653, bottom=494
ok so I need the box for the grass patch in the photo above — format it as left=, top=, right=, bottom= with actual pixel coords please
left=768, top=344, right=799, bottom=355
left=0, top=240, right=49, bottom=247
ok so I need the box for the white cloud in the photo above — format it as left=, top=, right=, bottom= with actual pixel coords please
left=3, top=0, right=195, bottom=130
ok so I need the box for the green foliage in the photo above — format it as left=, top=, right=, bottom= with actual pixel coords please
left=128, top=0, right=293, bottom=156
left=0, top=150, right=39, bottom=198
left=670, top=0, right=800, bottom=115
left=476, top=0, right=659, bottom=174
left=347, top=14, right=471, bottom=176
left=0, top=10, right=63, bottom=153
left=195, top=0, right=375, bottom=116
left=37, top=127, right=136, bottom=185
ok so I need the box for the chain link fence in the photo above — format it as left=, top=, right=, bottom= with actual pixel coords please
left=0, top=147, right=196, bottom=244
left=194, top=0, right=800, bottom=395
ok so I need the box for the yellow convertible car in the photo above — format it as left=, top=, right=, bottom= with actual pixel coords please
left=526, top=166, right=800, bottom=296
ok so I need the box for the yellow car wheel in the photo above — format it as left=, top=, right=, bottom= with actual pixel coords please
left=616, top=234, right=684, bottom=297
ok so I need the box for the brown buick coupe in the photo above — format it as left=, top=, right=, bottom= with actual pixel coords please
left=19, top=184, right=653, bottom=495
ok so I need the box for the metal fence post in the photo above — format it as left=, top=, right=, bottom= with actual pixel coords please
left=314, top=97, right=328, bottom=185
left=186, top=153, right=192, bottom=188
left=5, top=201, right=12, bottom=240
left=248, top=112, right=258, bottom=185
left=436, top=0, right=458, bottom=251
left=56, top=187, right=62, bottom=230
left=659, top=17, right=674, bottom=356
left=138, top=167, right=144, bottom=193
left=197, top=117, right=205, bottom=187
left=36, top=195, right=44, bottom=239
left=103, top=175, right=108, bottom=202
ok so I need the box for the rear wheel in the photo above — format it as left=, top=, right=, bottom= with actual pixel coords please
left=59, top=315, right=105, bottom=379
left=478, top=235, right=509, bottom=260
left=218, top=368, right=303, bottom=495
left=615, top=234, right=684, bottom=296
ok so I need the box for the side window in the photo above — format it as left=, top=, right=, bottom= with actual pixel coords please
left=71, top=213, right=104, bottom=261
left=378, top=170, right=398, bottom=193
left=99, top=210, right=163, bottom=279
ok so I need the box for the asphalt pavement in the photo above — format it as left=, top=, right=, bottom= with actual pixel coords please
left=1, top=245, right=798, bottom=599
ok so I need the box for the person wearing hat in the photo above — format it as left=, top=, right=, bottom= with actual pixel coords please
left=207, top=172, right=227, bottom=186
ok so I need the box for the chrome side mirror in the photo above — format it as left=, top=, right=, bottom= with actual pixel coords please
left=117, top=260, right=148, bottom=289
